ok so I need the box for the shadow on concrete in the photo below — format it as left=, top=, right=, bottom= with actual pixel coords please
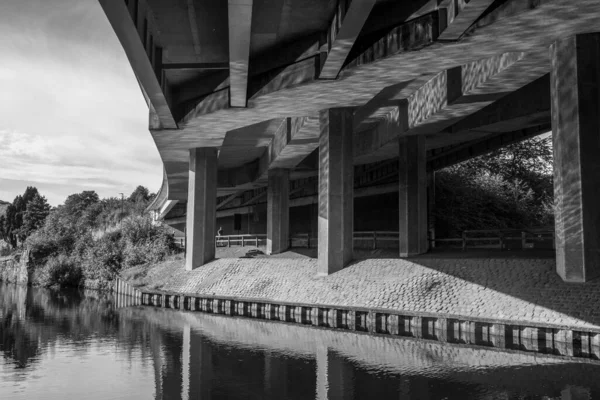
left=407, top=251, right=600, bottom=328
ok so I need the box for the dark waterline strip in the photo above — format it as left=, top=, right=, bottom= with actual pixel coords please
left=113, top=278, right=600, bottom=365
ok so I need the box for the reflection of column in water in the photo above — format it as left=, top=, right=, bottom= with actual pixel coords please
left=316, top=346, right=354, bottom=400
left=562, top=385, right=591, bottom=400
left=181, top=324, right=190, bottom=400
left=264, top=352, right=288, bottom=399
left=16, top=285, right=27, bottom=320
left=410, top=376, right=431, bottom=400
left=188, top=328, right=212, bottom=399
left=398, top=376, right=410, bottom=398
left=150, top=328, right=165, bottom=400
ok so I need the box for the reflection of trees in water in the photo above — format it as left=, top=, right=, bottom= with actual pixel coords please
left=2, top=284, right=600, bottom=399
left=0, top=284, right=161, bottom=369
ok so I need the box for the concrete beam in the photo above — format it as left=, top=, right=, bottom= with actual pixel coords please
left=216, top=117, right=315, bottom=190
left=158, top=200, right=179, bottom=220
left=98, top=0, right=176, bottom=129
left=427, top=124, right=551, bottom=171
left=354, top=50, right=549, bottom=159
left=319, top=0, right=377, bottom=79
left=216, top=193, right=240, bottom=210
left=438, top=0, right=496, bottom=41
left=446, top=74, right=551, bottom=133
left=228, top=0, right=253, bottom=107
left=164, top=181, right=400, bottom=223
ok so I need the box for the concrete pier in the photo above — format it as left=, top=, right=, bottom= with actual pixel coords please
left=267, top=168, right=290, bottom=255
left=186, top=148, right=218, bottom=270
left=398, top=135, right=428, bottom=257
left=318, top=108, right=354, bottom=275
left=551, top=33, right=600, bottom=283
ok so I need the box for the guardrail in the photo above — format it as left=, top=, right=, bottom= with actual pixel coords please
left=216, top=234, right=267, bottom=247
left=433, top=229, right=555, bottom=251
left=289, top=231, right=399, bottom=249
left=173, top=229, right=555, bottom=251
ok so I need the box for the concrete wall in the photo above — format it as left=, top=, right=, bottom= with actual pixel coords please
left=215, top=192, right=401, bottom=237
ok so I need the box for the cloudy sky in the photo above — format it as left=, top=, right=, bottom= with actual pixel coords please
left=0, top=0, right=162, bottom=205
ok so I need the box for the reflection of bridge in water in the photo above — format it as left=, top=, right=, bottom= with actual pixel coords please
left=1, top=283, right=598, bottom=399
left=120, top=306, right=600, bottom=399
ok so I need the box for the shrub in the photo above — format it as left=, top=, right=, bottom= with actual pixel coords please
left=39, top=254, right=82, bottom=288
left=0, top=246, right=12, bottom=257
left=121, top=216, right=175, bottom=268
left=80, top=235, right=124, bottom=281
left=27, top=230, right=61, bottom=262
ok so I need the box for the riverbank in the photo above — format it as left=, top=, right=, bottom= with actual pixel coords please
left=120, top=248, right=600, bottom=332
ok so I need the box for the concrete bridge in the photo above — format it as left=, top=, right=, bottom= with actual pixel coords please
left=98, top=0, right=600, bottom=282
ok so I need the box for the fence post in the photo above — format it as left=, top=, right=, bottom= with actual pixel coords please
left=373, top=231, right=377, bottom=250
left=242, top=236, right=244, bottom=247
left=521, top=231, right=527, bottom=249
left=462, top=232, right=467, bottom=252
left=307, top=233, right=310, bottom=249
left=228, top=236, right=231, bottom=247
left=499, top=231, right=504, bottom=251
left=255, top=237, right=258, bottom=247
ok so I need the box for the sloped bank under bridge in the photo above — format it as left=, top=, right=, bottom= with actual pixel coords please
left=120, top=249, right=600, bottom=332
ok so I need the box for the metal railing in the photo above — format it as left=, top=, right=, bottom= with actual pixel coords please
left=174, top=234, right=268, bottom=249
left=216, top=234, right=267, bottom=247
left=173, top=229, right=555, bottom=251
left=289, top=231, right=400, bottom=249
left=432, top=229, right=555, bottom=251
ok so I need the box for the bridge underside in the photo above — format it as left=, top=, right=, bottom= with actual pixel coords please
left=99, top=0, right=600, bottom=282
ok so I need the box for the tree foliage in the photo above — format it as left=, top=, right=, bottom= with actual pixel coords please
left=0, top=186, right=48, bottom=248
left=20, top=194, right=51, bottom=239
left=435, top=135, right=554, bottom=237
left=128, top=185, right=150, bottom=203
left=24, top=185, right=175, bottom=289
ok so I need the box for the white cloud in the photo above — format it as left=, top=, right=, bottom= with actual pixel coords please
left=0, top=0, right=163, bottom=205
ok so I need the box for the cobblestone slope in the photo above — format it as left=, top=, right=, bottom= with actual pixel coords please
left=124, top=251, right=600, bottom=330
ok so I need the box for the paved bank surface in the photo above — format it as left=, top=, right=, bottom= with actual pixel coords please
left=122, top=249, right=600, bottom=330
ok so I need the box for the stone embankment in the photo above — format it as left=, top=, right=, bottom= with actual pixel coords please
left=122, top=252, right=600, bottom=330
left=0, top=251, right=30, bottom=285
left=112, top=250, right=600, bottom=364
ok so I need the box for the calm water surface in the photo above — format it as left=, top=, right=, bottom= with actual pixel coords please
left=1, top=283, right=599, bottom=399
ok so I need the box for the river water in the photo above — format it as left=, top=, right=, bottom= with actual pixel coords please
left=1, top=283, right=599, bottom=399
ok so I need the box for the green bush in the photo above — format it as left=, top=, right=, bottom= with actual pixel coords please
left=27, top=230, right=61, bottom=261
left=39, top=254, right=82, bottom=288
left=121, top=216, right=175, bottom=268
left=80, top=235, right=124, bottom=281
left=0, top=246, right=12, bottom=257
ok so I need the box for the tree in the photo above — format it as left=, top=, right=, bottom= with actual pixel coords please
left=128, top=186, right=150, bottom=203
left=20, top=194, right=51, bottom=238
left=434, top=135, right=554, bottom=237
left=63, top=191, right=100, bottom=218
left=0, top=187, right=41, bottom=248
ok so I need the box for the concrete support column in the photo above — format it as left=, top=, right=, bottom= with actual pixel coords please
left=398, top=135, right=428, bottom=257
left=186, top=147, right=218, bottom=271
left=267, top=168, right=290, bottom=255
left=550, top=33, right=600, bottom=282
left=427, top=171, right=436, bottom=249
left=318, top=108, right=354, bottom=275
